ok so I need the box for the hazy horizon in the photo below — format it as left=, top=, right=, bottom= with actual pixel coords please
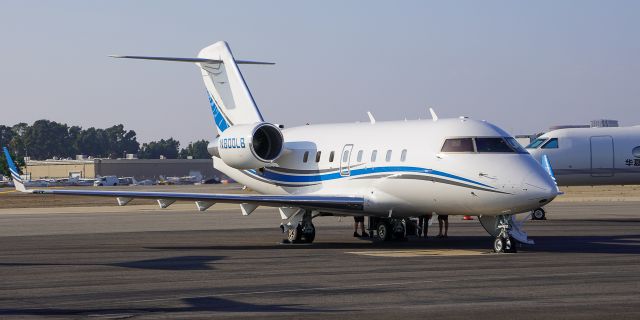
left=1, top=1, right=638, bottom=145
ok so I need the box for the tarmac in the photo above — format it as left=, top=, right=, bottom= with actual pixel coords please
left=1, top=199, right=639, bottom=319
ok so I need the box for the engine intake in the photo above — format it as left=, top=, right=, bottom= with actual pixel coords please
left=212, top=122, right=284, bottom=169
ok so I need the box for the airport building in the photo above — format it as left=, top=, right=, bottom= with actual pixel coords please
left=23, top=158, right=225, bottom=180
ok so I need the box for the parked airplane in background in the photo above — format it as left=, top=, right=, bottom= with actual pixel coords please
left=3, top=41, right=559, bottom=253
left=526, top=126, right=640, bottom=219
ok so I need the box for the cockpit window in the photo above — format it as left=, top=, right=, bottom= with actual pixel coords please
left=475, top=138, right=515, bottom=153
left=526, top=138, right=547, bottom=149
left=441, top=138, right=474, bottom=152
left=541, top=138, right=558, bottom=149
left=505, top=137, right=527, bottom=153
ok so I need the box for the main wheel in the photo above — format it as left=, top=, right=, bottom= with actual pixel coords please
left=287, top=225, right=302, bottom=243
left=493, top=237, right=505, bottom=253
left=377, top=222, right=392, bottom=241
left=301, top=223, right=316, bottom=243
left=392, top=220, right=407, bottom=240
left=532, top=208, right=546, bottom=220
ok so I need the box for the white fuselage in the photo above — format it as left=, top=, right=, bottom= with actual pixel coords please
left=214, top=118, right=558, bottom=218
left=527, top=126, right=640, bottom=186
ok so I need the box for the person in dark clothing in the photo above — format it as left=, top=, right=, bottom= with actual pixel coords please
left=436, top=214, right=449, bottom=238
left=353, top=216, right=369, bottom=237
left=418, top=213, right=433, bottom=238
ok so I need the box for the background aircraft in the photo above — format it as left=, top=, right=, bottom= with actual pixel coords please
left=526, top=126, right=640, bottom=219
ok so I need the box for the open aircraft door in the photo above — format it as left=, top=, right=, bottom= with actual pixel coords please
left=590, top=136, right=614, bottom=177
left=340, top=144, right=354, bottom=176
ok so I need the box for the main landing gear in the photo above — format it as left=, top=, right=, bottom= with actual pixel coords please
left=280, top=209, right=316, bottom=244
left=369, top=217, right=409, bottom=241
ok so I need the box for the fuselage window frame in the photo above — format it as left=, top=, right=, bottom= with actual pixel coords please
left=371, top=150, right=377, bottom=162
left=303, top=151, right=309, bottom=163
left=315, top=151, right=321, bottom=162
left=357, top=150, right=363, bottom=162
left=385, top=150, right=392, bottom=162
left=400, top=149, right=407, bottom=162
left=329, top=151, right=335, bottom=162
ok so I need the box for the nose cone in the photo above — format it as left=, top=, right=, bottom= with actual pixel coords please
left=522, top=169, right=559, bottom=206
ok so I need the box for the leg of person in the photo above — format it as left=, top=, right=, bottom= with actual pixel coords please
left=443, top=215, right=449, bottom=237
left=418, top=216, right=424, bottom=237
left=361, top=217, right=369, bottom=237
left=353, top=217, right=360, bottom=237
left=437, top=215, right=444, bottom=238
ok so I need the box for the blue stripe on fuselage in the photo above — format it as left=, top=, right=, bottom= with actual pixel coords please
left=208, top=93, right=230, bottom=132
left=249, top=166, right=494, bottom=189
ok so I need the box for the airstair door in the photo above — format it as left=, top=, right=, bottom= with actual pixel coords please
left=590, top=136, right=614, bottom=177
left=340, top=144, right=354, bottom=176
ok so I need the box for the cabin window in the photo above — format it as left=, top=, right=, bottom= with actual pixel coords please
left=315, top=151, right=321, bottom=162
left=541, top=138, right=558, bottom=149
left=475, top=138, right=514, bottom=153
left=385, top=150, right=392, bottom=162
left=400, top=149, right=407, bottom=162
left=329, top=151, right=335, bottom=162
left=441, top=138, right=474, bottom=152
left=357, top=150, right=363, bottom=162
left=303, top=151, right=309, bottom=163
left=342, top=150, right=349, bottom=162
left=526, top=138, right=547, bottom=149
left=371, top=150, right=377, bottom=162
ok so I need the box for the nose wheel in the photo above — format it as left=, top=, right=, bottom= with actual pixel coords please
left=493, top=218, right=517, bottom=253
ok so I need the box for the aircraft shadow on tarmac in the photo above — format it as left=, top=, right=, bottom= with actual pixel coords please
left=0, top=255, right=225, bottom=271
left=0, top=296, right=334, bottom=317
left=145, top=234, right=640, bottom=254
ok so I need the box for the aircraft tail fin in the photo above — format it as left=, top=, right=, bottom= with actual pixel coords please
left=2, top=147, right=28, bottom=193
left=111, top=41, right=274, bottom=133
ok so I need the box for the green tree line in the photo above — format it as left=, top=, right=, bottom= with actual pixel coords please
left=1, top=120, right=210, bottom=178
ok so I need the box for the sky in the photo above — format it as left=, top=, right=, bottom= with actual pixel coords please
left=1, top=0, right=638, bottom=145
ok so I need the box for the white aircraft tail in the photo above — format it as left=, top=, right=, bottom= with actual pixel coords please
left=111, top=41, right=274, bottom=133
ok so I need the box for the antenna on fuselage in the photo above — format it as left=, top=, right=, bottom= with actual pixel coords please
left=429, top=107, right=438, bottom=122
left=367, top=111, right=376, bottom=124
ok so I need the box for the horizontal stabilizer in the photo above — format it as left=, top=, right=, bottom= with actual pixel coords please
left=109, top=55, right=275, bottom=65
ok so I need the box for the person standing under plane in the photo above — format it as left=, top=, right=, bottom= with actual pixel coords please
left=418, top=213, right=433, bottom=238
left=353, top=216, right=369, bottom=237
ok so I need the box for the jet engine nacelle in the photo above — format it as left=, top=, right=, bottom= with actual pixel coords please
left=210, top=122, right=284, bottom=169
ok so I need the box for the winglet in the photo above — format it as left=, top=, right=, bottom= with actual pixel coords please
left=429, top=107, right=438, bottom=121
left=541, top=154, right=563, bottom=195
left=2, top=147, right=28, bottom=193
left=367, top=111, right=376, bottom=124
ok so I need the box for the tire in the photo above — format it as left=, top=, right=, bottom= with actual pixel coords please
left=301, top=224, right=316, bottom=243
left=377, top=222, right=392, bottom=241
left=532, top=208, right=546, bottom=220
left=493, top=237, right=505, bottom=253
left=392, top=221, right=407, bottom=240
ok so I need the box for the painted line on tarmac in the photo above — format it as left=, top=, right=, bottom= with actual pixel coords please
left=346, top=249, right=487, bottom=257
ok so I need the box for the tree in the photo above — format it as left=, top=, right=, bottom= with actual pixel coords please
left=138, top=138, right=180, bottom=159
left=104, top=124, right=140, bottom=158
left=179, top=140, right=210, bottom=159
left=23, top=120, right=71, bottom=159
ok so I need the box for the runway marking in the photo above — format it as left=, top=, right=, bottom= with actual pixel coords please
left=346, top=249, right=487, bottom=257
left=0, top=189, right=16, bottom=194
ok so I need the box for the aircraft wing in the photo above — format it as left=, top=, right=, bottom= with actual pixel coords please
left=2, top=147, right=363, bottom=213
